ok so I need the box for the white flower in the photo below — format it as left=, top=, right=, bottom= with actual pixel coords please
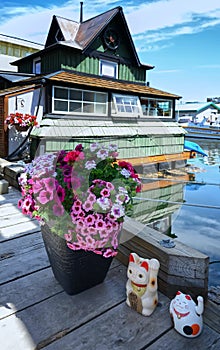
left=85, top=160, right=96, bottom=170
left=18, top=172, right=27, bottom=186
left=111, top=204, right=125, bottom=218
left=90, top=142, right=100, bottom=152
left=120, top=168, right=131, bottom=178
left=118, top=186, right=128, bottom=194
left=108, top=144, right=118, bottom=152
left=97, top=197, right=111, bottom=211
left=116, top=193, right=130, bottom=204
left=97, top=148, right=109, bottom=160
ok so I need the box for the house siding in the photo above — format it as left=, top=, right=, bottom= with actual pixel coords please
left=18, top=46, right=146, bottom=83
left=32, top=134, right=184, bottom=159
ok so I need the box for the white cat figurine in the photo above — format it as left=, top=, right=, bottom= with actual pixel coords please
left=169, top=291, right=204, bottom=337
left=126, top=252, right=160, bottom=316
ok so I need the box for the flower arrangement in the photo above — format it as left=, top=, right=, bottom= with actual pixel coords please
left=5, top=112, right=38, bottom=128
left=18, top=143, right=141, bottom=257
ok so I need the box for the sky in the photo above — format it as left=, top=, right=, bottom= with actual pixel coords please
left=1, top=0, right=220, bottom=102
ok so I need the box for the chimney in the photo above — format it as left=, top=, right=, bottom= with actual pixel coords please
left=80, top=2, right=83, bottom=23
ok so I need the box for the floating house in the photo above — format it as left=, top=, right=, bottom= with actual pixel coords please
left=0, top=34, right=43, bottom=73
left=0, top=5, right=188, bottom=172
left=176, top=101, right=220, bottom=125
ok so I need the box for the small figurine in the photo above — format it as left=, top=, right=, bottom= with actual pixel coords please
left=126, top=252, right=160, bottom=316
left=169, top=291, right=204, bottom=337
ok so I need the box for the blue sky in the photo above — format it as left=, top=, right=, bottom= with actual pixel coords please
left=1, top=0, right=220, bottom=102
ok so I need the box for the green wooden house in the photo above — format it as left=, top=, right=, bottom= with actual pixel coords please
left=1, top=6, right=187, bottom=168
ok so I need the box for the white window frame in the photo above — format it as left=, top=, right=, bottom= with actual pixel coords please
left=33, top=57, right=41, bottom=74
left=100, top=60, right=118, bottom=79
left=112, top=94, right=143, bottom=118
left=52, top=86, right=108, bottom=116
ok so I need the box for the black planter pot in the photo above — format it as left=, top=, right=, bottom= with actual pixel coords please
left=41, top=224, right=113, bottom=295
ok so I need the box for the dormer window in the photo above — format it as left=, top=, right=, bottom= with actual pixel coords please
left=33, top=57, right=41, bottom=74
left=100, top=60, right=118, bottom=79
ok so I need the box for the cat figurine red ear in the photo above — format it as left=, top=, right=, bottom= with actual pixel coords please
left=126, top=252, right=160, bottom=316
left=169, top=291, right=204, bottom=337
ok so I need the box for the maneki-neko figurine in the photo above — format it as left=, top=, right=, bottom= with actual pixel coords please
left=126, top=252, right=160, bottom=316
left=169, top=291, right=204, bottom=337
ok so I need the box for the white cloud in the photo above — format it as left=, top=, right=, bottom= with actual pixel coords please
left=0, top=0, right=220, bottom=45
left=126, top=0, right=220, bottom=34
left=152, top=69, right=181, bottom=74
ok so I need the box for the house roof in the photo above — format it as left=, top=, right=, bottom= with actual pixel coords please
left=13, top=7, right=153, bottom=70
left=176, top=102, right=220, bottom=112
left=0, top=84, right=36, bottom=96
left=0, top=71, right=35, bottom=83
left=75, top=7, right=120, bottom=50
left=45, top=71, right=180, bottom=99
left=31, top=119, right=186, bottom=138
left=0, top=70, right=181, bottom=99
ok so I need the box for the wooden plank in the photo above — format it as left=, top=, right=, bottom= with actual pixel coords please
left=119, top=151, right=191, bottom=166
left=146, top=326, right=220, bottom=349
left=0, top=221, right=40, bottom=242
left=0, top=232, right=49, bottom=284
left=0, top=195, right=21, bottom=206
left=42, top=293, right=171, bottom=350
left=0, top=212, right=38, bottom=229
left=0, top=203, right=23, bottom=217
left=204, top=300, right=220, bottom=334
left=0, top=187, right=20, bottom=203
left=0, top=265, right=129, bottom=350
left=0, top=256, right=121, bottom=320
left=0, top=268, right=63, bottom=319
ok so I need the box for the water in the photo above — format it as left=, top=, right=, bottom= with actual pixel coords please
left=134, top=138, right=220, bottom=287
left=171, top=139, right=220, bottom=287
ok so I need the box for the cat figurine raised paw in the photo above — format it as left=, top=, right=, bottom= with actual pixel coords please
left=126, top=252, right=160, bottom=316
left=169, top=291, right=204, bottom=337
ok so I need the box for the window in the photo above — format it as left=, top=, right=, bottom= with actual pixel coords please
left=33, top=57, right=41, bottom=74
left=100, top=60, right=118, bottom=78
left=140, top=97, right=172, bottom=118
left=112, top=94, right=142, bottom=117
left=52, top=86, right=108, bottom=115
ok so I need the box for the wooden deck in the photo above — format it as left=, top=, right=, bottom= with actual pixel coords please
left=0, top=187, right=220, bottom=350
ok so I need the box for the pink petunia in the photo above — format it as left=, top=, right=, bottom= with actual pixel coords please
left=106, top=182, right=114, bottom=190
left=52, top=204, right=64, bottom=216
left=95, top=219, right=106, bottom=230
left=32, top=180, right=44, bottom=194
left=84, top=214, right=95, bottom=226
left=85, top=235, right=96, bottom=248
left=64, top=232, right=73, bottom=241
left=103, top=248, right=117, bottom=258
left=37, top=190, right=53, bottom=204
left=44, top=177, right=56, bottom=192
left=56, top=185, right=65, bottom=202
left=82, top=200, right=94, bottom=212
left=100, top=188, right=110, bottom=197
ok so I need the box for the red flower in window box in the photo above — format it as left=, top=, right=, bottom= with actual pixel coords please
left=5, top=112, right=39, bottom=131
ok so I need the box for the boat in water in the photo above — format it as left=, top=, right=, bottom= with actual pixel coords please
left=183, top=124, right=220, bottom=139
left=184, top=140, right=208, bottom=156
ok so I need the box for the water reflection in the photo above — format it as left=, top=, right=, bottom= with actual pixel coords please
left=135, top=139, right=220, bottom=287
